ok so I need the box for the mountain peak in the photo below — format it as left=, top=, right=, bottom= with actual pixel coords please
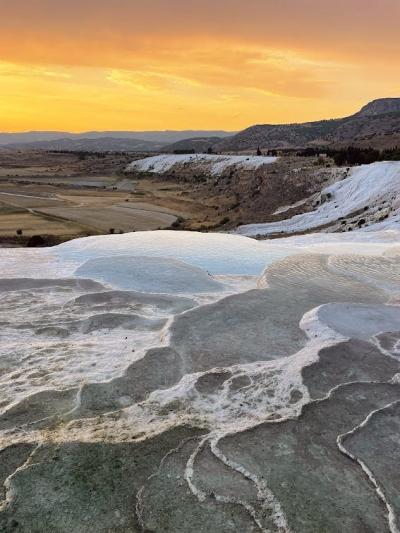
left=357, top=97, right=400, bottom=117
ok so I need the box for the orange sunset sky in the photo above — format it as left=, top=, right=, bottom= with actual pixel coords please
left=0, top=0, right=399, bottom=132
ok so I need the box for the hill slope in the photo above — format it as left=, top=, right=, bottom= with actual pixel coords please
left=218, top=98, right=400, bottom=151
left=236, top=161, right=400, bottom=237
left=163, top=136, right=228, bottom=153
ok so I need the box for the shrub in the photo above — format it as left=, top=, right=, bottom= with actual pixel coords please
left=27, top=235, right=45, bottom=247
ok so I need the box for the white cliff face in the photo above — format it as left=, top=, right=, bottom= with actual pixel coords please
left=236, top=161, right=400, bottom=236
left=126, top=153, right=277, bottom=175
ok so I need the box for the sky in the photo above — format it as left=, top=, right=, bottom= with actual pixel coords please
left=0, top=0, right=399, bottom=132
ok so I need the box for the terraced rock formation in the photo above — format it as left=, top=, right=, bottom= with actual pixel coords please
left=0, top=232, right=399, bottom=532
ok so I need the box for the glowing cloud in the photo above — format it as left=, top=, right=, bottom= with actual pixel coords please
left=0, top=0, right=399, bottom=130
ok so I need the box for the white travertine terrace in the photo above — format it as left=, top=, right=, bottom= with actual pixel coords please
left=0, top=159, right=400, bottom=531
left=126, top=153, right=277, bottom=176
left=236, top=161, right=400, bottom=236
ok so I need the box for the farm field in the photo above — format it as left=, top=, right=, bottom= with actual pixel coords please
left=0, top=151, right=198, bottom=243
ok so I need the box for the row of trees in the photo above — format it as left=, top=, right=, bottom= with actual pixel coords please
left=326, top=147, right=400, bottom=166
left=297, top=146, right=400, bottom=166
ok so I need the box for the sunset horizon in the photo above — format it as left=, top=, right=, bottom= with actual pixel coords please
left=0, top=96, right=395, bottom=134
left=1, top=0, right=399, bottom=131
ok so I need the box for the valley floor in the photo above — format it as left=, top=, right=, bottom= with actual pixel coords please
left=0, top=151, right=336, bottom=244
left=0, top=151, right=211, bottom=244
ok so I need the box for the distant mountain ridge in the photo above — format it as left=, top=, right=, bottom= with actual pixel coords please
left=217, top=98, right=400, bottom=151
left=2, top=99, right=400, bottom=153
left=2, top=137, right=166, bottom=152
left=0, top=130, right=234, bottom=151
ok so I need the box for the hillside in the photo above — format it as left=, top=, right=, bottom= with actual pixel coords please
left=126, top=154, right=344, bottom=231
left=218, top=98, right=400, bottom=151
left=164, top=136, right=227, bottom=153
left=236, top=161, right=400, bottom=237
